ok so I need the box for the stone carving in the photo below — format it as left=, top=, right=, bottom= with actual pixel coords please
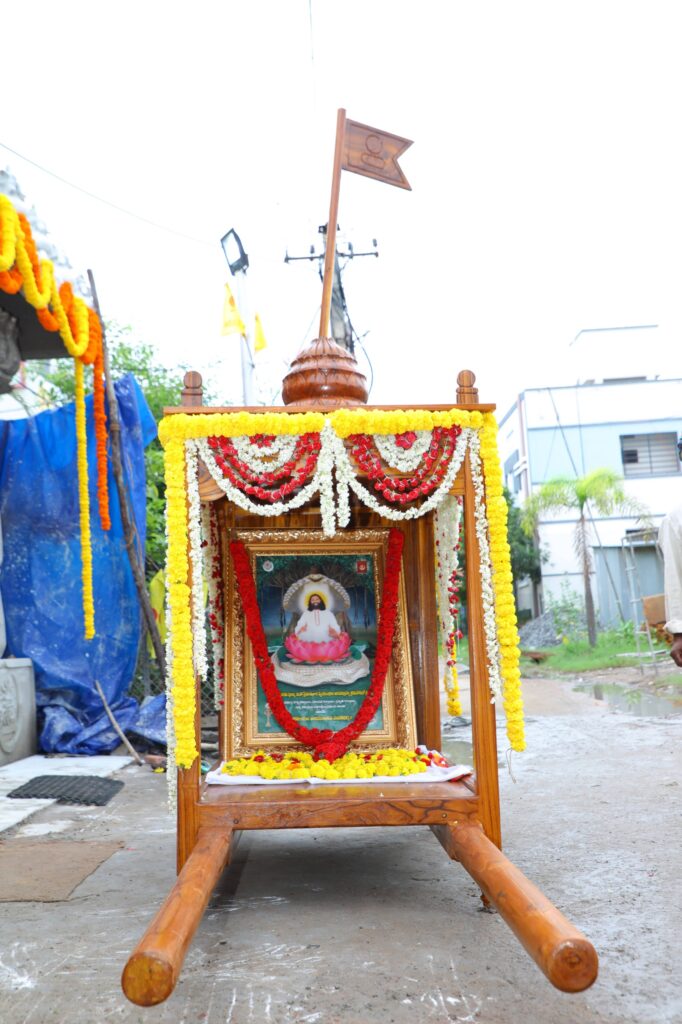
left=0, top=671, right=20, bottom=754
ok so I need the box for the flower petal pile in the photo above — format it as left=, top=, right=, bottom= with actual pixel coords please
left=220, top=748, right=430, bottom=781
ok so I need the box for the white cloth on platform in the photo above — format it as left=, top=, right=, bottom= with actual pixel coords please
left=206, top=761, right=473, bottom=786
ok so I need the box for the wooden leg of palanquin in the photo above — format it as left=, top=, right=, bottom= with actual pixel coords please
left=122, top=827, right=234, bottom=1006
left=439, top=822, right=598, bottom=993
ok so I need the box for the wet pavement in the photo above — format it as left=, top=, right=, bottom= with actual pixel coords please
left=0, top=672, right=680, bottom=1024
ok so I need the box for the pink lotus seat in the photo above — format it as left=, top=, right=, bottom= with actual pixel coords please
left=284, top=631, right=352, bottom=663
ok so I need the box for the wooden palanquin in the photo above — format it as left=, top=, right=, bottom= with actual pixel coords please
left=122, top=370, right=598, bottom=1006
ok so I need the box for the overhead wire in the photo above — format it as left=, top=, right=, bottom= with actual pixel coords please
left=0, top=140, right=213, bottom=246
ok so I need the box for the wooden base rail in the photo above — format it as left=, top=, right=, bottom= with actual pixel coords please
left=122, top=828, right=234, bottom=1007
left=122, top=819, right=597, bottom=1005
left=445, top=822, right=598, bottom=993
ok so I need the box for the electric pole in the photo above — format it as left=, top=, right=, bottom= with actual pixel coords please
left=284, top=224, right=378, bottom=354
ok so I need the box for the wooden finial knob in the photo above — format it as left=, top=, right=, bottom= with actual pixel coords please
left=281, top=337, right=369, bottom=409
left=456, top=370, right=479, bottom=404
left=181, top=371, right=204, bottom=407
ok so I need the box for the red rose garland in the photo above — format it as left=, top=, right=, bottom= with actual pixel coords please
left=230, top=528, right=404, bottom=762
left=204, top=503, right=225, bottom=705
left=348, top=426, right=461, bottom=505
left=208, top=433, right=321, bottom=503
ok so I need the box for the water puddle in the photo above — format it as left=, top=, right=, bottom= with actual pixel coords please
left=573, top=682, right=682, bottom=717
left=439, top=737, right=474, bottom=764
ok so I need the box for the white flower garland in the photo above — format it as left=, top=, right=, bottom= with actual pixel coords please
left=186, top=443, right=208, bottom=682
left=333, top=426, right=470, bottom=524
left=231, top=433, right=298, bottom=474
left=196, top=437, right=325, bottom=520
left=326, top=423, right=353, bottom=529
left=202, top=502, right=226, bottom=710
left=195, top=426, right=470, bottom=536
left=374, top=430, right=433, bottom=472
left=317, top=422, right=338, bottom=536
left=468, top=432, right=503, bottom=701
left=434, top=494, right=462, bottom=646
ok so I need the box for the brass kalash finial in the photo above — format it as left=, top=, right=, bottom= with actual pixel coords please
left=282, top=108, right=412, bottom=410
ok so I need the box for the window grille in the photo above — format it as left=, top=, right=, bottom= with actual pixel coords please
left=620, top=432, right=680, bottom=477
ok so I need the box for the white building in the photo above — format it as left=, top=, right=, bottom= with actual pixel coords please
left=498, top=372, right=682, bottom=626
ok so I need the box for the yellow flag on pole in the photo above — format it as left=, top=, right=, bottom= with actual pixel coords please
left=221, top=281, right=246, bottom=336
left=147, top=570, right=166, bottom=658
left=254, top=313, right=267, bottom=352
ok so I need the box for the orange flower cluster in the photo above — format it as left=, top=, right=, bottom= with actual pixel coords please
left=0, top=193, right=112, bottom=634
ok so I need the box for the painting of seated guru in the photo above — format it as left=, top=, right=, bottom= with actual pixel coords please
left=226, top=529, right=417, bottom=757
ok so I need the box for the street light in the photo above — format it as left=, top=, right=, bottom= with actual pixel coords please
left=220, top=229, right=249, bottom=275
left=220, top=227, right=253, bottom=405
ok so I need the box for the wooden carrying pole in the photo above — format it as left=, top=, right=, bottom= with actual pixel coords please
left=446, top=822, right=598, bottom=993
left=122, top=827, right=233, bottom=1006
left=318, top=108, right=347, bottom=339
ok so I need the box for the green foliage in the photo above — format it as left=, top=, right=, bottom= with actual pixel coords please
left=29, top=322, right=192, bottom=577
left=504, top=487, right=544, bottom=585
left=522, top=469, right=650, bottom=537
left=457, top=490, right=543, bottom=618
left=545, top=580, right=587, bottom=640
left=522, top=628, right=665, bottom=673
left=522, top=469, right=650, bottom=646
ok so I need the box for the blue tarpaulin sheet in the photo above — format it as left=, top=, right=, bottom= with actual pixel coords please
left=0, top=373, right=165, bottom=753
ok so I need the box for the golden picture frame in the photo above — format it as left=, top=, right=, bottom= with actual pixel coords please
left=224, top=528, right=417, bottom=758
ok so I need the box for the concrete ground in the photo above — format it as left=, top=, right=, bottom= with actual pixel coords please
left=1, top=670, right=680, bottom=1024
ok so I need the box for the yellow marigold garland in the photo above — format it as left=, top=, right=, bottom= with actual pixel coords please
left=444, top=638, right=462, bottom=715
left=164, top=439, right=199, bottom=768
left=159, top=410, right=326, bottom=446
left=74, top=361, right=95, bottom=639
left=1, top=193, right=112, bottom=638
left=157, top=408, right=485, bottom=448
left=220, top=748, right=428, bottom=781
left=479, top=414, right=525, bottom=751
left=161, top=411, right=526, bottom=766
left=331, top=407, right=484, bottom=437
left=0, top=195, right=91, bottom=357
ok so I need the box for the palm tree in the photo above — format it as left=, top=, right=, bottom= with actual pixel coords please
left=522, top=469, right=649, bottom=646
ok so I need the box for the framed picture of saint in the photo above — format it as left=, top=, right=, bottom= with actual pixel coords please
left=225, top=529, right=417, bottom=757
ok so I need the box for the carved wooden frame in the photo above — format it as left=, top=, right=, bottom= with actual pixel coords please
left=224, top=528, right=417, bottom=758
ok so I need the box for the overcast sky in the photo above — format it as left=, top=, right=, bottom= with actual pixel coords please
left=2, top=1, right=680, bottom=416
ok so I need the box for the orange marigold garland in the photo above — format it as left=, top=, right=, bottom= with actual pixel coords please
left=0, top=267, right=22, bottom=294
left=81, top=307, right=110, bottom=531
left=0, top=192, right=112, bottom=636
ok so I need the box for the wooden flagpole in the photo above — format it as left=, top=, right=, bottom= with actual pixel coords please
left=318, top=108, right=346, bottom=339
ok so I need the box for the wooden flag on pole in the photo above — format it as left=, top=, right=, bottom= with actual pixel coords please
left=319, top=109, right=413, bottom=338
left=342, top=119, right=413, bottom=190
